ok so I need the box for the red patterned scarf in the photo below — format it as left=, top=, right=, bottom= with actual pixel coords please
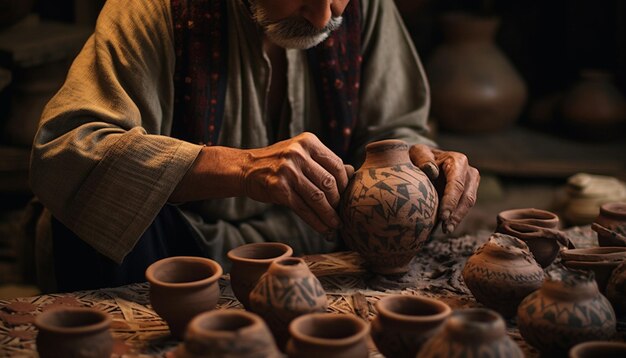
left=171, top=0, right=362, bottom=159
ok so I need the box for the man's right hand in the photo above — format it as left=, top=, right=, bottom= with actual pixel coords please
left=240, top=132, right=353, bottom=234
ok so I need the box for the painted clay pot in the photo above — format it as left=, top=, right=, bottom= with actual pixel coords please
left=561, top=247, right=626, bottom=293
left=496, top=207, right=560, bottom=230
left=426, top=13, right=527, bottom=133
left=371, top=295, right=451, bottom=358
left=462, top=233, right=545, bottom=318
left=416, top=308, right=523, bottom=358
left=339, top=139, right=438, bottom=275
left=146, top=256, right=223, bottom=339
left=286, top=313, right=369, bottom=358
left=497, top=221, right=571, bottom=268
left=605, top=261, right=626, bottom=316
left=592, top=202, right=626, bottom=247
left=249, top=257, right=328, bottom=349
left=170, top=309, right=282, bottom=358
left=227, top=242, right=293, bottom=310
left=517, top=267, right=617, bottom=355
left=35, top=307, right=113, bottom=358
left=569, top=341, right=626, bottom=358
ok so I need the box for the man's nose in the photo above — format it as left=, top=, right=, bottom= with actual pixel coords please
left=301, top=0, right=333, bottom=30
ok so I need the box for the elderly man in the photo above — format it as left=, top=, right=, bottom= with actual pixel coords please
left=30, top=0, right=479, bottom=291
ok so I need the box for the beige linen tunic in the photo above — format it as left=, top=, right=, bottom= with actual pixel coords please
left=30, top=0, right=435, bottom=265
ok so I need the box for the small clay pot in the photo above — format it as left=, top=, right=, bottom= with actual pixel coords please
left=592, top=202, right=626, bottom=247
left=496, top=208, right=560, bottom=229
left=249, top=257, right=327, bottom=349
left=146, top=256, right=223, bottom=339
left=371, top=295, right=451, bottom=358
left=227, top=242, right=293, bottom=310
left=561, top=247, right=626, bottom=293
left=170, top=309, right=282, bottom=358
left=498, top=221, right=572, bottom=268
left=35, top=307, right=113, bottom=358
left=286, top=313, right=369, bottom=358
left=569, top=341, right=626, bottom=358
left=416, top=308, right=523, bottom=358
left=606, top=260, right=626, bottom=316
left=462, top=233, right=545, bottom=318
left=339, top=139, right=438, bottom=275
left=517, top=267, right=617, bottom=355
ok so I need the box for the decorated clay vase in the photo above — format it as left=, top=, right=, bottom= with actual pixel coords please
left=146, top=256, right=223, bottom=339
left=339, top=139, right=438, bottom=275
left=35, top=307, right=113, bottom=358
left=227, top=242, right=293, bottom=310
left=569, top=341, right=626, bottom=358
left=605, top=261, right=626, bottom=316
left=170, top=309, right=282, bottom=358
left=517, top=267, right=617, bottom=355
left=286, top=313, right=369, bottom=358
left=371, top=294, right=451, bottom=358
left=592, top=202, right=626, bottom=247
left=497, top=221, right=571, bottom=268
left=416, top=308, right=523, bottom=358
left=560, top=247, right=626, bottom=293
left=462, top=233, right=545, bottom=318
left=249, top=257, right=328, bottom=349
left=426, top=13, right=527, bottom=133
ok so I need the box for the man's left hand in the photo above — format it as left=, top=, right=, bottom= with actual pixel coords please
left=409, top=144, right=480, bottom=234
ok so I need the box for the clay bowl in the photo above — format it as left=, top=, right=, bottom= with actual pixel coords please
left=171, top=309, right=282, bottom=358
left=227, top=242, right=293, bottom=310
left=561, top=247, right=626, bottom=293
left=35, top=307, right=113, bottom=358
left=497, top=208, right=560, bottom=229
left=593, top=202, right=626, bottom=247
left=146, top=256, right=223, bottom=339
left=569, top=341, right=626, bottom=358
left=286, top=313, right=370, bottom=358
left=371, top=295, right=451, bottom=358
left=498, top=221, right=570, bottom=267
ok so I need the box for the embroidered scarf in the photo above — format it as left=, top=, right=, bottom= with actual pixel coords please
left=171, top=0, right=362, bottom=159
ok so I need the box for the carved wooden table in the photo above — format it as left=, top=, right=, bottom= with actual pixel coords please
left=1, top=226, right=623, bottom=357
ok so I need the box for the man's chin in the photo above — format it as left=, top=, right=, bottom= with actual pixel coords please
left=266, top=31, right=331, bottom=50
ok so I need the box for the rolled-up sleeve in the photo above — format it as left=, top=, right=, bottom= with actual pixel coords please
left=30, top=0, right=202, bottom=263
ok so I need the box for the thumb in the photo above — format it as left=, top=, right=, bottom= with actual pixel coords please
left=344, top=164, right=355, bottom=178
left=409, top=144, right=439, bottom=180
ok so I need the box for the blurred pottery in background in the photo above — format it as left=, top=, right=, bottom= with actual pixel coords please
left=560, top=247, right=626, bottom=293
left=569, top=341, right=626, bottom=358
left=228, top=242, right=293, bottom=310
left=560, top=173, right=626, bottom=226
left=35, top=307, right=113, bottom=358
left=249, top=257, right=327, bottom=349
left=286, top=313, right=369, bottom=358
left=426, top=12, right=527, bottom=133
left=170, top=310, right=282, bottom=358
left=0, top=0, right=35, bottom=29
left=606, top=261, right=626, bottom=317
left=416, top=308, right=523, bottom=358
left=371, top=294, right=451, bottom=358
left=560, top=70, right=626, bottom=140
left=462, top=233, right=544, bottom=318
left=517, top=267, right=616, bottom=355
left=339, top=139, right=438, bottom=275
left=592, top=202, right=626, bottom=247
left=146, top=256, right=222, bottom=339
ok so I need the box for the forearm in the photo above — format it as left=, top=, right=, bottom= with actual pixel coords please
left=170, top=145, right=248, bottom=202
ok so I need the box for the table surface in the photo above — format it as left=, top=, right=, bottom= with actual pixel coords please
left=1, top=226, right=623, bottom=357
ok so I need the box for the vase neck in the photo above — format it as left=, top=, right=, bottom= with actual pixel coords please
left=441, top=13, right=499, bottom=44
left=362, top=139, right=411, bottom=168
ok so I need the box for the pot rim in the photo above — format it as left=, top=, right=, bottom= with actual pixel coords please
left=375, top=295, right=452, bottom=324
left=35, top=307, right=111, bottom=335
left=561, top=247, right=626, bottom=262
left=187, top=309, right=266, bottom=339
left=289, top=313, right=369, bottom=347
left=227, top=242, right=293, bottom=265
left=145, top=256, right=223, bottom=289
left=569, top=340, right=626, bottom=357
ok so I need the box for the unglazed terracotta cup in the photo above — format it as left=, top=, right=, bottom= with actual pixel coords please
left=561, top=247, right=626, bottom=293
left=35, top=307, right=113, bottom=358
left=592, top=202, right=626, bottom=247
left=416, top=308, right=523, bottom=358
left=170, top=309, right=282, bottom=358
left=371, top=294, right=451, bottom=358
left=286, top=313, right=369, bottom=358
left=146, top=256, right=223, bottom=339
left=569, top=341, right=626, bottom=358
left=496, top=208, right=560, bottom=229
left=227, top=242, right=293, bottom=310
